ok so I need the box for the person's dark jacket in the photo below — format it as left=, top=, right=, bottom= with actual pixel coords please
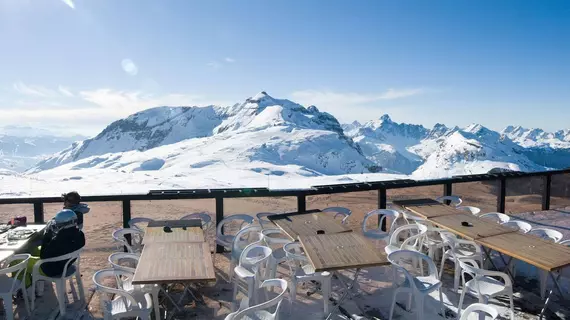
left=40, top=227, right=85, bottom=277
left=67, top=203, right=90, bottom=228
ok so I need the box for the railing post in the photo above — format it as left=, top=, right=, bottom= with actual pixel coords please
left=542, top=174, right=552, bottom=211
left=378, top=189, right=387, bottom=230
left=443, top=182, right=453, bottom=205
left=215, top=197, right=224, bottom=253
left=33, top=202, right=44, bottom=224
left=497, top=178, right=506, bottom=213
left=297, top=194, right=306, bottom=213
left=122, top=200, right=132, bottom=251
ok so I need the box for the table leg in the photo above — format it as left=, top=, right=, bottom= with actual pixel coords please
left=482, top=247, right=515, bottom=280
left=325, top=268, right=362, bottom=320
left=539, top=272, right=566, bottom=320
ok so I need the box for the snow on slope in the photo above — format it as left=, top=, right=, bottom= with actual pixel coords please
left=502, top=125, right=570, bottom=148
left=412, top=124, right=547, bottom=178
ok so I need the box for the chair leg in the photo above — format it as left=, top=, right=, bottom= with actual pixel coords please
left=438, top=288, right=445, bottom=317
left=2, top=295, right=15, bottom=320
left=457, top=287, right=466, bottom=319
left=289, top=279, right=297, bottom=314
left=322, top=278, right=331, bottom=315
left=76, top=273, right=85, bottom=304
left=152, top=287, right=161, bottom=320
left=55, top=280, right=67, bottom=316
left=30, top=277, right=36, bottom=311
left=21, top=284, right=32, bottom=315
left=439, top=254, right=446, bottom=279
left=232, top=279, right=239, bottom=311
left=415, top=295, right=424, bottom=320
left=509, top=292, right=515, bottom=320
left=539, top=270, right=548, bottom=300
left=453, top=261, right=460, bottom=292
left=389, top=289, right=398, bottom=320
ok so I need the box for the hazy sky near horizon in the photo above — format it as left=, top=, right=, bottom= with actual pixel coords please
left=0, top=0, right=569, bottom=136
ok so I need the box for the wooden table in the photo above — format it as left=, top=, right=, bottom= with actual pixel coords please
left=428, top=213, right=516, bottom=240
left=0, top=224, right=47, bottom=251
left=298, top=232, right=389, bottom=272
left=0, top=250, right=15, bottom=263
left=132, top=242, right=215, bottom=285
left=476, top=232, right=570, bottom=272
left=269, top=210, right=351, bottom=240
left=393, top=198, right=463, bottom=218
left=142, top=226, right=204, bottom=244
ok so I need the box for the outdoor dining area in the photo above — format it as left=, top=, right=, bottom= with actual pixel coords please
left=2, top=196, right=570, bottom=319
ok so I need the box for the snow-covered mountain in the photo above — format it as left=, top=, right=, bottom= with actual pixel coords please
left=502, top=125, right=570, bottom=148
left=0, top=127, right=85, bottom=172
left=31, top=92, right=376, bottom=177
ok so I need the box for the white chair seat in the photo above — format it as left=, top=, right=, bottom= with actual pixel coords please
left=384, top=245, right=400, bottom=255
left=464, top=277, right=507, bottom=297
left=235, top=265, right=255, bottom=279
left=234, top=310, right=274, bottom=320
left=412, top=276, right=441, bottom=292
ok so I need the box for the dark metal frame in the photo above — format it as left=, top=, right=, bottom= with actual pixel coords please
left=1, top=168, right=569, bottom=252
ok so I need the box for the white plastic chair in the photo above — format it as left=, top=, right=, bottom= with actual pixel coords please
left=108, top=252, right=161, bottom=320
left=230, top=226, right=263, bottom=282
left=457, top=259, right=514, bottom=320
left=216, top=214, right=255, bottom=250
left=322, top=206, right=352, bottom=224
left=128, top=217, right=154, bottom=232
left=500, top=220, right=532, bottom=233
left=226, top=279, right=288, bottom=320
left=261, top=228, right=292, bottom=279
left=527, top=228, right=563, bottom=299
left=439, top=232, right=484, bottom=292
left=384, top=224, right=428, bottom=256
left=284, top=242, right=332, bottom=316
left=112, top=228, right=144, bottom=253
left=436, top=195, right=463, bottom=207
left=232, top=243, right=273, bottom=311
left=256, top=212, right=277, bottom=229
left=387, top=250, right=444, bottom=320
left=0, top=254, right=31, bottom=320
left=479, top=212, right=510, bottom=224
left=459, top=303, right=499, bottom=320
left=421, top=225, right=447, bottom=262
left=31, top=248, right=85, bottom=316
left=93, top=268, right=153, bottom=320
left=457, top=206, right=481, bottom=215
left=181, top=212, right=213, bottom=230
left=361, top=209, right=402, bottom=242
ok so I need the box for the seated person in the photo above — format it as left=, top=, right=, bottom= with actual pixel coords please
left=40, top=209, right=86, bottom=277
left=62, top=191, right=90, bottom=230
left=17, top=209, right=85, bottom=295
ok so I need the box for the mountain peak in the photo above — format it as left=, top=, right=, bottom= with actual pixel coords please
left=379, top=114, right=392, bottom=122
left=251, top=91, right=272, bottom=101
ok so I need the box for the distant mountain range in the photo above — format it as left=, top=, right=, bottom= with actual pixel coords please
left=9, top=92, right=570, bottom=181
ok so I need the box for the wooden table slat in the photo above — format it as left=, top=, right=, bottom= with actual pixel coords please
left=132, top=242, right=215, bottom=284
left=269, top=211, right=351, bottom=240
left=476, top=232, right=570, bottom=271
left=298, top=233, right=389, bottom=272
left=429, top=213, right=516, bottom=240
left=142, top=226, right=204, bottom=244
left=393, top=198, right=463, bottom=219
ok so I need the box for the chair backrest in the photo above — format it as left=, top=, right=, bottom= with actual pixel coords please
left=362, top=209, right=401, bottom=234
left=93, top=268, right=145, bottom=313
left=457, top=206, right=481, bottom=215
left=128, top=217, right=154, bottom=231
left=180, top=212, right=213, bottom=230
left=108, top=252, right=140, bottom=273
left=389, top=224, right=427, bottom=251
left=436, top=195, right=462, bottom=207
left=261, top=228, right=292, bottom=247
left=479, top=212, right=510, bottom=224
left=501, top=220, right=532, bottom=233
left=459, top=303, right=499, bottom=320
left=283, top=242, right=312, bottom=276
left=529, top=228, right=563, bottom=243
left=322, top=207, right=352, bottom=224
left=388, top=250, right=438, bottom=286
left=232, top=226, right=263, bottom=255
left=256, top=212, right=276, bottom=228
left=35, top=248, right=82, bottom=279
left=559, top=239, right=570, bottom=246
left=238, top=243, right=272, bottom=272
left=112, top=228, right=144, bottom=253
left=0, top=254, right=31, bottom=293
left=232, top=279, right=288, bottom=320
left=216, top=214, right=255, bottom=239
left=458, top=259, right=512, bottom=294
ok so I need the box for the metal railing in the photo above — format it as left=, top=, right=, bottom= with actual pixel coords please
left=1, top=168, right=569, bottom=252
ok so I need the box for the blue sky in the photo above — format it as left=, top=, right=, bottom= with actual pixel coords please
left=0, top=0, right=569, bottom=135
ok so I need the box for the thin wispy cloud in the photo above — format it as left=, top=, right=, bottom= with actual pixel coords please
left=224, top=57, right=235, bottom=63
left=61, top=0, right=75, bottom=9
left=58, top=86, right=74, bottom=97
left=13, top=81, right=58, bottom=98
left=290, top=88, right=428, bottom=122
left=206, top=61, right=222, bottom=69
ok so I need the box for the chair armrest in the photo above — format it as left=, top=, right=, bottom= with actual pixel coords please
left=480, top=269, right=512, bottom=286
